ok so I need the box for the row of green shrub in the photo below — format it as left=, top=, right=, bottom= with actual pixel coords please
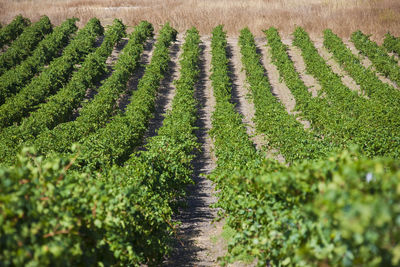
left=0, top=16, right=52, bottom=76
left=0, top=17, right=78, bottom=104
left=0, top=17, right=104, bottom=130
left=0, top=23, right=205, bottom=266
left=0, top=15, right=30, bottom=50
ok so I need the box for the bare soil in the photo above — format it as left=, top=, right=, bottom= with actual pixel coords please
left=117, top=38, right=155, bottom=111
left=388, top=52, right=400, bottom=67
left=283, top=39, right=321, bottom=97
left=344, top=40, right=399, bottom=90
left=257, top=38, right=311, bottom=132
left=313, top=40, right=366, bottom=97
left=163, top=37, right=224, bottom=267
left=226, top=37, right=267, bottom=151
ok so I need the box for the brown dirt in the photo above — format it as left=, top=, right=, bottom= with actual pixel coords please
left=226, top=37, right=267, bottom=151
left=139, top=37, right=181, bottom=143
left=163, top=37, right=224, bottom=267
left=256, top=38, right=311, bottom=133
left=164, top=34, right=184, bottom=111
left=283, top=39, right=321, bottom=97
left=344, top=40, right=399, bottom=90
left=388, top=52, right=400, bottom=67
left=313, top=39, right=366, bottom=97
left=71, top=37, right=128, bottom=119
left=117, top=38, right=155, bottom=111
left=106, top=38, right=128, bottom=66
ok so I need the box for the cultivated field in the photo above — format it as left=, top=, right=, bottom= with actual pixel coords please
left=1, top=2, right=400, bottom=266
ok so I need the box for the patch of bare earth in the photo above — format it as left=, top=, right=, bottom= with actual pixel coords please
left=344, top=40, right=400, bottom=90
left=388, top=52, right=400, bottom=67
left=313, top=39, right=366, bottom=98
left=257, top=38, right=311, bottom=134
left=138, top=36, right=181, bottom=145
left=72, top=37, right=128, bottom=119
left=226, top=37, right=267, bottom=152
left=282, top=39, right=321, bottom=97
left=164, top=37, right=226, bottom=267
left=117, top=38, right=155, bottom=111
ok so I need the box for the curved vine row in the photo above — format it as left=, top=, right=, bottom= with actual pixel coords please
left=324, top=29, right=400, bottom=107
left=0, top=17, right=104, bottom=129
left=351, top=30, right=400, bottom=86
left=79, top=23, right=179, bottom=169
left=293, top=27, right=400, bottom=158
left=0, top=17, right=78, bottom=104
left=30, top=22, right=170, bottom=158
left=0, top=18, right=127, bottom=166
left=264, top=27, right=342, bottom=146
left=241, top=27, right=329, bottom=162
left=383, top=33, right=400, bottom=55
left=0, top=16, right=52, bottom=76
left=0, top=15, right=30, bottom=49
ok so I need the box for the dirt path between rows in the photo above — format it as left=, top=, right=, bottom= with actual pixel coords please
left=117, top=38, right=155, bottom=111
left=344, top=40, right=399, bottom=90
left=313, top=39, right=365, bottom=97
left=139, top=36, right=181, bottom=144
left=163, top=37, right=226, bottom=267
left=164, top=36, right=262, bottom=266
left=283, top=39, right=321, bottom=98
left=388, top=52, right=400, bottom=67
left=226, top=37, right=267, bottom=151
left=163, top=34, right=184, bottom=112
left=256, top=38, right=310, bottom=133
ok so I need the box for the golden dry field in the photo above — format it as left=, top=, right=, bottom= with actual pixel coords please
left=1, top=0, right=400, bottom=40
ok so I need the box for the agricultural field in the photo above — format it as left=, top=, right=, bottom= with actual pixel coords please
left=1, top=1, right=400, bottom=266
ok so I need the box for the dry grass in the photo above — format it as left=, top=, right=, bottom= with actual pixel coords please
left=0, top=0, right=399, bottom=40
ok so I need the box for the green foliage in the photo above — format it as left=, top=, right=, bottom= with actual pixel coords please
left=212, top=26, right=400, bottom=267
left=324, top=29, right=400, bottom=107
left=30, top=21, right=157, bottom=158
left=351, top=30, right=400, bottom=86
left=78, top=22, right=177, bottom=169
left=383, top=33, right=400, bottom=55
left=0, top=148, right=174, bottom=265
left=0, top=18, right=127, bottom=166
left=264, top=27, right=335, bottom=140
left=293, top=27, right=400, bottom=158
left=208, top=28, right=266, bottom=265
left=0, top=25, right=201, bottom=265
left=240, top=27, right=330, bottom=162
left=0, top=17, right=78, bottom=104
left=209, top=25, right=260, bottom=173
left=135, top=26, right=201, bottom=196
left=0, top=17, right=104, bottom=130
left=217, top=149, right=400, bottom=267
left=0, top=15, right=30, bottom=49
left=1, top=21, right=400, bottom=267
left=0, top=16, right=52, bottom=76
